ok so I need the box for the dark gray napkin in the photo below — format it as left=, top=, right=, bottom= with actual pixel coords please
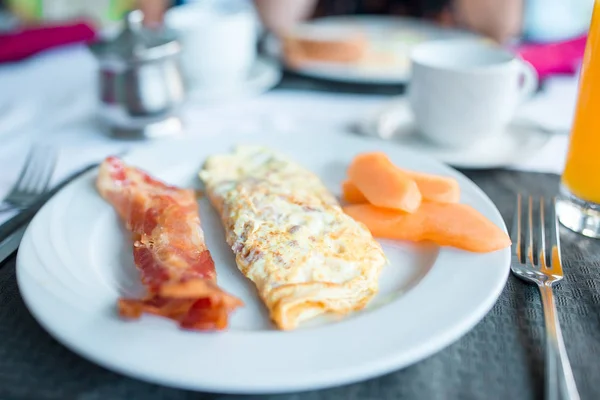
left=0, top=170, right=598, bottom=400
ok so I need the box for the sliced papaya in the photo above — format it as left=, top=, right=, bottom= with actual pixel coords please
left=347, top=152, right=421, bottom=212
left=343, top=202, right=511, bottom=253
left=342, top=172, right=459, bottom=205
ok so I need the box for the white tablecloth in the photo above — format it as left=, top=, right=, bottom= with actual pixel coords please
left=0, top=45, right=580, bottom=225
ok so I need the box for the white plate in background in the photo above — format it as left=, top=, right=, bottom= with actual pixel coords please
left=265, top=15, right=482, bottom=85
left=187, top=57, right=281, bottom=104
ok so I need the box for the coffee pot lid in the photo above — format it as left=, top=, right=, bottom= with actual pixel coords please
left=96, top=10, right=180, bottom=63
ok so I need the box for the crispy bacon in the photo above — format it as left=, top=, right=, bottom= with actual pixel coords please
left=96, top=156, right=242, bottom=330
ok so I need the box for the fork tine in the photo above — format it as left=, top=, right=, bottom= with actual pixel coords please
left=1, top=145, right=57, bottom=211
left=526, top=196, right=536, bottom=266
left=22, top=147, right=42, bottom=193
left=36, top=147, right=57, bottom=193
left=24, top=146, right=56, bottom=194
left=549, top=197, right=563, bottom=275
left=538, top=197, right=547, bottom=269
left=14, top=148, right=37, bottom=193
left=511, top=194, right=522, bottom=262
left=42, top=151, right=57, bottom=191
left=23, top=147, right=46, bottom=193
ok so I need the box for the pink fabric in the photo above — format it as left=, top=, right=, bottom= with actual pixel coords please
left=516, top=35, right=588, bottom=80
left=0, top=21, right=97, bottom=63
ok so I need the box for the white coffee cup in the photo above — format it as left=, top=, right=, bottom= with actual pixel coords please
left=165, top=0, right=257, bottom=91
left=407, top=39, right=538, bottom=148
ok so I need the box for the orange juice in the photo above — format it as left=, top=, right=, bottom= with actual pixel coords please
left=562, top=1, right=600, bottom=204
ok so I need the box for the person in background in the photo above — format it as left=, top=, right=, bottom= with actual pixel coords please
left=1, top=0, right=594, bottom=44
left=253, top=0, right=594, bottom=44
left=523, top=0, right=594, bottom=43
left=137, top=0, right=171, bottom=27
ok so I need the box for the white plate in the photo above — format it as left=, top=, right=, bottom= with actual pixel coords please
left=265, top=15, right=481, bottom=85
left=187, top=57, right=282, bottom=104
left=17, top=130, right=510, bottom=394
left=355, top=98, right=552, bottom=169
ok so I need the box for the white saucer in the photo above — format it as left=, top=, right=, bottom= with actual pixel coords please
left=355, top=98, right=553, bottom=169
left=187, top=57, right=282, bottom=104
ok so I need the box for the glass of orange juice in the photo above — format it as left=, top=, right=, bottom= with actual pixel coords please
left=557, top=1, right=600, bottom=237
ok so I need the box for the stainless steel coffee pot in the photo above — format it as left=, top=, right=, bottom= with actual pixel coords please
left=95, top=10, right=186, bottom=138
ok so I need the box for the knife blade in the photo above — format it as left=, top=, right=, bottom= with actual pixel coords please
left=0, top=161, right=101, bottom=265
left=0, top=223, right=27, bottom=265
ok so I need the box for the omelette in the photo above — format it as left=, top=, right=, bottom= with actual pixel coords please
left=199, top=146, right=386, bottom=330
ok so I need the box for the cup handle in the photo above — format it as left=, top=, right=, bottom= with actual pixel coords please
left=518, top=59, right=539, bottom=102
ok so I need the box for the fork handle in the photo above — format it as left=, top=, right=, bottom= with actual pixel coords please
left=539, top=282, right=580, bottom=400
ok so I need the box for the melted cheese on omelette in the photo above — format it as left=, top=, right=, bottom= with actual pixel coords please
left=200, top=146, right=386, bottom=329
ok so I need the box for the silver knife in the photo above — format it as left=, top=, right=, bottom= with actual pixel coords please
left=0, top=223, right=27, bottom=263
left=0, top=161, right=101, bottom=265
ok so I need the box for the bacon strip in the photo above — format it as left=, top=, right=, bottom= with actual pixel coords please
left=96, top=156, right=242, bottom=330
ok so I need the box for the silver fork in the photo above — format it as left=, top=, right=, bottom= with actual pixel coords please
left=0, top=146, right=57, bottom=212
left=511, top=195, right=580, bottom=400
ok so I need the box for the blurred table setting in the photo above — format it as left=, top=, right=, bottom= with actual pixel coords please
left=1, top=0, right=600, bottom=399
